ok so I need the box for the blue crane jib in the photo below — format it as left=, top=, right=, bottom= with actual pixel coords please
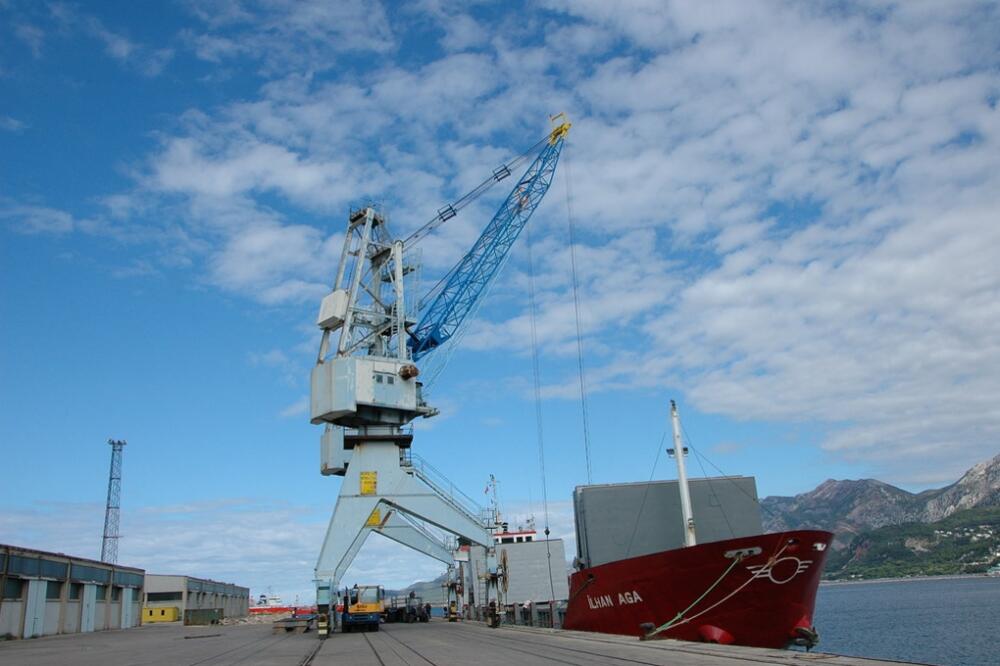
left=407, top=123, right=569, bottom=361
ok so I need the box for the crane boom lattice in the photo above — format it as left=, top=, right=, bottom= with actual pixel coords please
left=408, top=126, right=568, bottom=361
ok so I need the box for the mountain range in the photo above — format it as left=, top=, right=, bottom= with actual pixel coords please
left=761, top=453, right=1000, bottom=550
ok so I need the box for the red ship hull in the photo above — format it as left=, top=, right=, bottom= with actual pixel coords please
left=563, top=529, right=832, bottom=649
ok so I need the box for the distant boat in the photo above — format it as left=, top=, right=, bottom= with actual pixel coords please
left=250, top=592, right=316, bottom=615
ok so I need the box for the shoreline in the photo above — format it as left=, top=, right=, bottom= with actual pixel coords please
left=820, top=573, right=991, bottom=586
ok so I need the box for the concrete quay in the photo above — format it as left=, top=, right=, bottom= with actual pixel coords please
left=0, top=619, right=921, bottom=666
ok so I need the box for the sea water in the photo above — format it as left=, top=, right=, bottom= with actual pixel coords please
left=814, top=576, right=1000, bottom=666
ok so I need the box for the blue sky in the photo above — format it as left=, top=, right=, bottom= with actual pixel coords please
left=2, top=1, right=999, bottom=600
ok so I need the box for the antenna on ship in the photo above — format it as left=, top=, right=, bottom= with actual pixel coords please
left=101, top=438, right=126, bottom=563
left=668, top=402, right=697, bottom=547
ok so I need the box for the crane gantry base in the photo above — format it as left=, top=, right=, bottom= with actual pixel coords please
left=314, top=435, right=497, bottom=610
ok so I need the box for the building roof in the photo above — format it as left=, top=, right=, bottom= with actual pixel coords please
left=0, top=543, right=144, bottom=574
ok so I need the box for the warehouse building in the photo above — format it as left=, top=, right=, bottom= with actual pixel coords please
left=143, top=574, right=248, bottom=623
left=0, top=544, right=144, bottom=639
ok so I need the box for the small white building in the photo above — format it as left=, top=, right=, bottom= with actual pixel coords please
left=457, top=537, right=570, bottom=626
left=498, top=539, right=570, bottom=606
left=0, top=544, right=143, bottom=639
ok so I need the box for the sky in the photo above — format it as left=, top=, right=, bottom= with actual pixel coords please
left=2, top=1, right=999, bottom=602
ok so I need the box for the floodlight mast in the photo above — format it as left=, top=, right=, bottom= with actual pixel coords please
left=310, top=118, right=570, bottom=618
left=101, top=439, right=126, bottom=564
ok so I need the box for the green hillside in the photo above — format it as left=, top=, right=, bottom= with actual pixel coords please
left=824, top=506, right=1000, bottom=580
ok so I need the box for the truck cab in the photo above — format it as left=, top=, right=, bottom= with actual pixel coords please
left=342, top=584, right=383, bottom=632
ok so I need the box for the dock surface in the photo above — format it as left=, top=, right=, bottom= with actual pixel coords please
left=0, top=619, right=920, bottom=665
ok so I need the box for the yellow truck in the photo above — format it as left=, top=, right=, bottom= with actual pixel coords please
left=342, top=585, right=383, bottom=633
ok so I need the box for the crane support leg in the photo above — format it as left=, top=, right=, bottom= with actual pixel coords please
left=383, top=491, right=489, bottom=545
left=315, top=494, right=380, bottom=591
left=315, top=439, right=494, bottom=598
left=375, top=510, right=454, bottom=565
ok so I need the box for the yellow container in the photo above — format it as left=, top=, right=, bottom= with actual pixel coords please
left=143, top=606, right=180, bottom=623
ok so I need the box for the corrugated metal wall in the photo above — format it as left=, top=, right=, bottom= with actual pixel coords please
left=499, top=540, right=569, bottom=604
left=574, top=476, right=763, bottom=567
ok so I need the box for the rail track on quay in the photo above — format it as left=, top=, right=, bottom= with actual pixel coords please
left=364, top=628, right=434, bottom=666
left=0, top=617, right=921, bottom=666
left=184, top=630, right=298, bottom=666
left=340, top=621, right=888, bottom=666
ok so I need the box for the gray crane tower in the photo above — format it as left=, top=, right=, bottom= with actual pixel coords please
left=101, top=438, right=126, bottom=564
left=310, top=208, right=497, bottom=615
left=309, top=119, right=570, bottom=622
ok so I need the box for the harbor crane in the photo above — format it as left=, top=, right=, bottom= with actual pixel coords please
left=309, top=116, right=571, bottom=621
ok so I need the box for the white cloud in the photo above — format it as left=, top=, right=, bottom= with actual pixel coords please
left=1, top=204, right=76, bottom=234
left=460, top=227, right=677, bottom=367
left=0, top=201, right=189, bottom=248
left=209, top=223, right=340, bottom=303
left=0, top=499, right=324, bottom=600
left=119, top=47, right=560, bottom=304
left=151, top=136, right=361, bottom=207
left=14, top=23, right=44, bottom=58
left=250, top=348, right=290, bottom=367
left=0, top=498, right=506, bottom=599
left=501, top=500, right=577, bottom=565
left=491, top=1, right=1000, bottom=485
left=249, top=344, right=312, bottom=389
left=111, top=259, right=159, bottom=279
left=279, top=396, right=309, bottom=418
left=438, top=13, right=489, bottom=52
left=183, top=0, right=395, bottom=72
left=625, top=200, right=1000, bottom=483
left=47, top=2, right=174, bottom=76
left=8, top=1, right=1000, bottom=486
left=89, top=22, right=136, bottom=60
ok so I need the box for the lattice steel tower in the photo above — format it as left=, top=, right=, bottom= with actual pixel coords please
left=101, top=439, right=126, bottom=563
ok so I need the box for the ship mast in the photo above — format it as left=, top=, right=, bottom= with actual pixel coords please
left=670, top=400, right=697, bottom=547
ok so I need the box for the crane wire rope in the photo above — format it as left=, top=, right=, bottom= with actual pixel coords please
left=622, top=406, right=745, bottom=556
left=524, top=222, right=558, bottom=610
left=624, top=429, right=667, bottom=558
left=679, top=420, right=780, bottom=521
left=418, top=239, right=522, bottom=392
left=413, top=133, right=558, bottom=392
left=403, top=135, right=550, bottom=249
left=684, top=424, right=736, bottom=538
left=643, top=540, right=791, bottom=640
left=409, top=133, right=552, bottom=315
left=562, top=144, right=594, bottom=485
